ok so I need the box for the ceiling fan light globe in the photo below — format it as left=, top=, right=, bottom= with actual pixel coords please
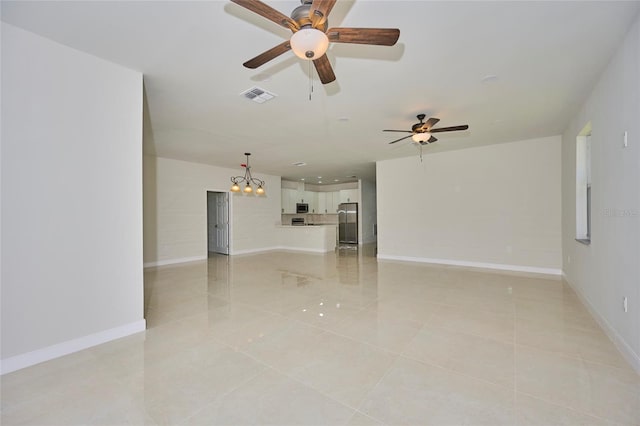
left=412, top=132, right=431, bottom=143
left=290, top=28, right=329, bottom=60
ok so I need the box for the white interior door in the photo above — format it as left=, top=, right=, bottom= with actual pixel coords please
left=207, top=191, right=229, bottom=255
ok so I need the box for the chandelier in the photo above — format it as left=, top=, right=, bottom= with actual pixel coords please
left=230, top=153, right=265, bottom=195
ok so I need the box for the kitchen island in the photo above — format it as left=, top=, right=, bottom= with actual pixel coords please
left=275, top=224, right=337, bottom=253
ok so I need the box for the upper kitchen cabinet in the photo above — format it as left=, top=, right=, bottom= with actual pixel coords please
left=317, top=191, right=339, bottom=214
left=300, top=191, right=316, bottom=212
left=339, top=189, right=359, bottom=203
left=281, top=180, right=359, bottom=214
left=281, top=188, right=298, bottom=213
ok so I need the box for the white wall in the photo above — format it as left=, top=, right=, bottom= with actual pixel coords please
left=1, top=24, right=144, bottom=371
left=143, top=156, right=281, bottom=265
left=359, top=179, right=377, bottom=244
left=561, top=16, right=640, bottom=370
left=377, top=136, right=562, bottom=274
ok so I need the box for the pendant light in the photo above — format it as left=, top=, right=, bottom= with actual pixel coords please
left=230, top=153, right=266, bottom=196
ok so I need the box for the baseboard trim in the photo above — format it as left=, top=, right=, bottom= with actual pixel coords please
left=233, top=246, right=334, bottom=255
left=563, top=273, right=640, bottom=374
left=231, top=246, right=282, bottom=255
left=145, top=247, right=337, bottom=264
left=0, top=319, right=146, bottom=375
left=277, top=246, right=335, bottom=254
left=144, top=255, right=207, bottom=268
left=376, top=254, right=562, bottom=276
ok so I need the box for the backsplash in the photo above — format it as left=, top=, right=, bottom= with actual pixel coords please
left=282, top=213, right=338, bottom=225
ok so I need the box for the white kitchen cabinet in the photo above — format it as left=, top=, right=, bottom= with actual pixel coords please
left=302, top=191, right=318, bottom=213
left=282, top=187, right=350, bottom=214
left=331, top=192, right=340, bottom=212
left=316, top=191, right=340, bottom=213
left=339, top=189, right=359, bottom=203
left=327, top=191, right=339, bottom=213
left=281, top=188, right=297, bottom=213
left=317, top=192, right=327, bottom=213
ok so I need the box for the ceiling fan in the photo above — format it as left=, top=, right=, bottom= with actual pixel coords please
left=230, top=0, right=400, bottom=84
left=384, top=114, right=469, bottom=145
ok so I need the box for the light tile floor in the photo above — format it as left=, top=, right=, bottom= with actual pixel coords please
left=2, top=247, right=639, bottom=425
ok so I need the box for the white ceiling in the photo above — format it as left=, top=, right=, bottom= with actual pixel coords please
left=3, top=1, right=639, bottom=185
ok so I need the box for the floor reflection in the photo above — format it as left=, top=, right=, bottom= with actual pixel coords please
left=4, top=247, right=636, bottom=425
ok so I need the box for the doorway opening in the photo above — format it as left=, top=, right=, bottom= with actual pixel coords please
left=207, top=191, right=230, bottom=255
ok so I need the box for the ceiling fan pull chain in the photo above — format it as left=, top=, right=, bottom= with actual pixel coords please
left=420, top=145, right=423, bottom=162
left=308, top=61, right=313, bottom=101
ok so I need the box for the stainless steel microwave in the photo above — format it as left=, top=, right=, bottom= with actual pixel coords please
left=296, top=203, right=309, bottom=214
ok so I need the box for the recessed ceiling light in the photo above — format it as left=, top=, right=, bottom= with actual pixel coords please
left=318, top=181, right=322, bottom=184
left=338, top=117, right=350, bottom=122
left=334, top=179, right=340, bottom=182
left=317, top=176, right=322, bottom=179
left=292, top=162, right=307, bottom=166
left=301, top=178, right=305, bottom=181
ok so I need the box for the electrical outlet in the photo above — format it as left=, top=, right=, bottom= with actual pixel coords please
left=623, top=297, right=628, bottom=313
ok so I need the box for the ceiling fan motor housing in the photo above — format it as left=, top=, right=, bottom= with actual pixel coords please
left=290, top=3, right=328, bottom=31
left=412, top=114, right=427, bottom=132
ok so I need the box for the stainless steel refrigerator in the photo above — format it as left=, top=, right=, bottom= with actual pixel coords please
left=338, top=203, right=358, bottom=244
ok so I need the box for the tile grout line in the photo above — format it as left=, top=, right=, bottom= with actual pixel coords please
left=226, top=331, right=369, bottom=419
left=177, top=360, right=268, bottom=425
left=207, top=316, right=394, bottom=424
left=516, top=390, right=618, bottom=424
left=514, top=341, right=638, bottom=374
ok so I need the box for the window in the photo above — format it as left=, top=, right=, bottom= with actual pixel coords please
left=576, top=123, right=592, bottom=244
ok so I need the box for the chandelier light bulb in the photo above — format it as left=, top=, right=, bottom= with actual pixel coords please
left=256, top=186, right=265, bottom=195
left=290, top=28, right=329, bottom=60
left=244, top=183, right=253, bottom=193
left=231, top=183, right=241, bottom=192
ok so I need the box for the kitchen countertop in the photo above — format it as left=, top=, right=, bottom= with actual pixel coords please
left=277, top=224, right=337, bottom=227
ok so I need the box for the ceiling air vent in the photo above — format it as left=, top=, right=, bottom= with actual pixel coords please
left=240, top=86, right=276, bottom=104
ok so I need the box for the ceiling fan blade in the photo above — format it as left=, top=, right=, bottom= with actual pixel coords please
left=243, top=40, right=291, bottom=69
left=231, top=0, right=299, bottom=31
left=312, top=54, right=336, bottom=84
left=421, top=117, right=440, bottom=130
left=429, top=125, right=469, bottom=133
left=428, top=136, right=438, bottom=143
left=326, top=28, right=400, bottom=46
left=383, top=130, right=412, bottom=133
left=309, top=0, right=336, bottom=28
left=388, top=135, right=413, bottom=144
